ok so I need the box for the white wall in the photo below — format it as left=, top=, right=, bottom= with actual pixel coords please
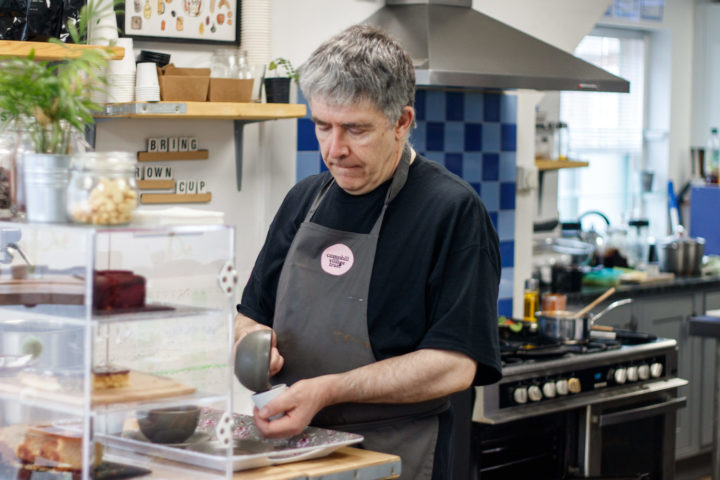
left=94, top=1, right=698, bottom=410
left=97, top=0, right=619, bottom=322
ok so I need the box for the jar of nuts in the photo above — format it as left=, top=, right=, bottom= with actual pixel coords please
left=67, top=152, right=139, bottom=225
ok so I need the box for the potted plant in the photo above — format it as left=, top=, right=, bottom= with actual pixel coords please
left=263, top=57, right=298, bottom=104
left=0, top=1, right=115, bottom=154
left=0, top=0, right=116, bottom=221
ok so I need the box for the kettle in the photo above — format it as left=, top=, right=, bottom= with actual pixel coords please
left=577, top=210, right=610, bottom=263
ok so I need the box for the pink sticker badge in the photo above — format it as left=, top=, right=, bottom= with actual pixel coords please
left=321, top=243, right=354, bottom=276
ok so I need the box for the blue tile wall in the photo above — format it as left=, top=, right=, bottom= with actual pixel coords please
left=295, top=89, right=517, bottom=317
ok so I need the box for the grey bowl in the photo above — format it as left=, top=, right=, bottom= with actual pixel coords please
left=234, top=329, right=272, bottom=392
left=137, top=405, right=200, bottom=444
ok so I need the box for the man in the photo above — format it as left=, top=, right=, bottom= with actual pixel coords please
left=235, top=24, right=501, bottom=479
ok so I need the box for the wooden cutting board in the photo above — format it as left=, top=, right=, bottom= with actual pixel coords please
left=232, top=447, right=400, bottom=480
left=0, top=275, right=84, bottom=305
left=0, top=371, right=196, bottom=406
left=619, top=271, right=675, bottom=284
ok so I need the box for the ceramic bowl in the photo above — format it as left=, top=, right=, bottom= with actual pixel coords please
left=137, top=405, right=200, bottom=444
left=251, top=383, right=288, bottom=420
left=234, top=330, right=272, bottom=392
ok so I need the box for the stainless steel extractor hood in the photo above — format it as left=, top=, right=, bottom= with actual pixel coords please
left=361, top=0, right=630, bottom=92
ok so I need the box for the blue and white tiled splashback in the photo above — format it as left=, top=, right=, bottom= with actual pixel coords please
left=295, top=89, right=516, bottom=317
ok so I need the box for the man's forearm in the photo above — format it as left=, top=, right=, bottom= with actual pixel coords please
left=322, top=349, right=476, bottom=405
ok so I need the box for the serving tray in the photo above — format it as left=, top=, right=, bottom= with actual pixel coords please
left=100, top=408, right=363, bottom=472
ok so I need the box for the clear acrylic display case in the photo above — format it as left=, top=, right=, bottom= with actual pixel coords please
left=0, top=221, right=236, bottom=479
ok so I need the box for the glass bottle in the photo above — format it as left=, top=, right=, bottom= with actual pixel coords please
left=553, top=122, right=570, bottom=161
left=236, top=49, right=253, bottom=80
left=67, top=152, right=139, bottom=225
left=523, top=278, right=540, bottom=322
left=706, top=127, right=720, bottom=185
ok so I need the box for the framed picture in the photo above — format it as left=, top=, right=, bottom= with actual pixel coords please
left=120, top=0, right=240, bottom=45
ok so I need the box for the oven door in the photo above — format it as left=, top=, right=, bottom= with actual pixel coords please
left=581, top=380, right=687, bottom=480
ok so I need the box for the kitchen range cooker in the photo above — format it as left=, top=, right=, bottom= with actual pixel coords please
left=471, top=328, right=687, bottom=479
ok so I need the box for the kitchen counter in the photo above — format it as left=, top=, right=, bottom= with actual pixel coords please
left=103, top=446, right=401, bottom=479
left=564, top=274, right=720, bottom=305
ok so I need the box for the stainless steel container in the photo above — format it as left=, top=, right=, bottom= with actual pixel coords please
left=23, top=153, right=71, bottom=223
left=658, top=236, right=705, bottom=276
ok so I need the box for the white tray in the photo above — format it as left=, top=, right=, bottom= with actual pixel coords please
left=99, top=408, right=363, bottom=472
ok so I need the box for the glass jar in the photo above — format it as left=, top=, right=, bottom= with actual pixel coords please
left=67, top=152, right=139, bottom=225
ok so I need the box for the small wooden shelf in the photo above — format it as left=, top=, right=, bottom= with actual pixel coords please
left=140, top=193, right=212, bottom=204
left=137, top=179, right=175, bottom=190
left=0, top=40, right=124, bottom=61
left=137, top=150, right=209, bottom=162
left=535, top=159, right=590, bottom=171
left=96, top=101, right=306, bottom=120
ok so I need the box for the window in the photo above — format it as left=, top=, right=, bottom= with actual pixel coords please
left=558, top=28, right=647, bottom=229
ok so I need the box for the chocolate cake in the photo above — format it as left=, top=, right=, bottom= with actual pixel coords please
left=92, top=270, right=146, bottom=311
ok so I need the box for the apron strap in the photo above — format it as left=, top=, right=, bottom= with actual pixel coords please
left=304, top=144, right=413, bottom=227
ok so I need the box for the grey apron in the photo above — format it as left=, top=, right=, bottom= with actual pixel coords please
left=272, top=146, right=448, bottom=480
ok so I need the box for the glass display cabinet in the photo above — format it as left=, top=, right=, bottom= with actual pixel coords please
left=0, top=221, right=236, bottom=479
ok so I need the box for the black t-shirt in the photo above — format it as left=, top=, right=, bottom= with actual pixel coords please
left=238, top=155, right=502, bottom=385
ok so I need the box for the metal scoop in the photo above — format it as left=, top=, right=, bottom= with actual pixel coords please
left=234, top=330, right=272, bottom=393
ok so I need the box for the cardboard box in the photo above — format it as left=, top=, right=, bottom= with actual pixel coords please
left=159, top=64, right=210, bottom=102
left=208, top=78, right=254, bottom=102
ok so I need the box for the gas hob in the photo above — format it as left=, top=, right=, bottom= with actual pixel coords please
left=473, top=337, right=683, bottom=424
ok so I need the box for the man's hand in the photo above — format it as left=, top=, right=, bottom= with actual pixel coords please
left=251, top=349, right=476, bottom=438
left=253, top=377, right=333, bottom=438
left=233, top=313, right=284, bottom=376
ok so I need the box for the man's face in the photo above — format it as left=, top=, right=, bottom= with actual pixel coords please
left=311, top=97, right=413, bottom=195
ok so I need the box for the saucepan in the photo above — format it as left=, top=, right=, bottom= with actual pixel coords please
left=536, top=287, right=633, bottom=344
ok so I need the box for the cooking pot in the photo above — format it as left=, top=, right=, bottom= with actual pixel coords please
left=658, top=235, right=705, bottom=276
left=536, top=298, right=633, bottom=344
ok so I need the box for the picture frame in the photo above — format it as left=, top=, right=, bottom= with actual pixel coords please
left=119, top=0, right=240, bottom=45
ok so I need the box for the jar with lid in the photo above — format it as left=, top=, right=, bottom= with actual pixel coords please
left=67, top=152, right=139, bottom=225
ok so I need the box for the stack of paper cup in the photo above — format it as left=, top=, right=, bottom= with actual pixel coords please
left=87, top=0, right=119, bottom=46
left=241, top=0, right=271, bottom=101
left=135, top=62, right=160, bottom=102
left=107, top=38, right=135, bottom=103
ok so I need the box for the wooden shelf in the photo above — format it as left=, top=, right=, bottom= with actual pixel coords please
left=140, top=193, right=212, bottom=204
left=94, top=101, right=307, bottom=192
left=137, top=150, right=209, bottom=162
left=535, top=159, right=589, bottom=171
left=137, top=179, right=175, bottom=190
left=0, top=40, right=124, bottom=61
left=96, top=101, right=307, bottom=120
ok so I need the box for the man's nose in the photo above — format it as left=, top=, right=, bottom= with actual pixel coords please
left=327, top=130, right=349, bottom=158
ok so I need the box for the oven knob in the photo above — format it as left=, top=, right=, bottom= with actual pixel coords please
left=513, top=386, right=528, bottom=404
left=555, top=379, right=569, bottom=396
left=614, top=367, right=627, bottom=384
left=542, top=381, right=556, bottom=398
left=650, top=362, right=663, bottom=378
left=528, top=385, right=543, bottom=402
left=626, top=365, right=638, bottom=382
left=638, top=364, right=650, bottom=380
left=568, top=377, right=582, bottom=394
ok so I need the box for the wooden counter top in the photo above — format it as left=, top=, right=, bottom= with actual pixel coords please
left=102, top=446, right=400, bottom=479
left=233, top=447, right=400, bottom=479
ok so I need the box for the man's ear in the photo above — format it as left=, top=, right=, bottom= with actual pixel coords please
left=395, top=106, right=415, bottom=139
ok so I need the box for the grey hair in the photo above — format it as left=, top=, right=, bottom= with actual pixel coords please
left=299, top=24, right=415, bottom=126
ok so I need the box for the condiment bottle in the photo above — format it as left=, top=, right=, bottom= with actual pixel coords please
left=523, top=278, right=539, bottom=322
